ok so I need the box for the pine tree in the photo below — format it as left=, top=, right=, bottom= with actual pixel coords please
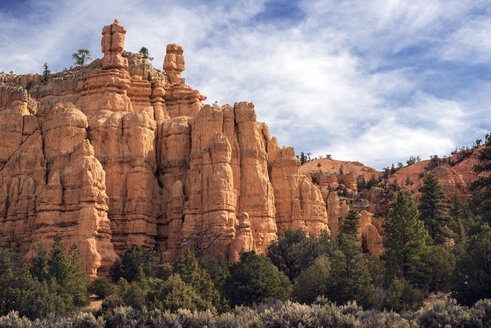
left=449, top=195, right=475, bottom=242
left=172, top=251, right=222, bottom=311
left=48, top=234, right=70, bottom=284
left=339, top=209, right=360, bottom=238
left=300, top=152, right=307, bottom=165
left=47, top=234, right=89, bottom=309
left=471, top=133, right=491, bottom=224
left=267, top=228, right=329, bottom=281
left=149, top=274, right=205, bottom=312
left=419, top=174, right=452, bottom=244
left=138, top=47, right=153, bottom=61
left=422, top=245, right=456, bottom=292
left=198, top=254, right=230, bottom=293
left=66, top=243, right=90, bottom=306
left=292, top=255, right=331, bottom=304
left=0, top=264, right=64, bottom=319
left=42, top=63, right=50, bottom=82
left=452, top=223, right=491, bottom=305
left=72, top=49, right=92, bottom=65
left=375, top=181, right=400, bottom=218
left=383, top=192, right=428, bottom=286
left=326, top=235, right=377, bottom=308
left=31, top=241, right=49, bottom=281
left=0, top=239, right=20, bottom=275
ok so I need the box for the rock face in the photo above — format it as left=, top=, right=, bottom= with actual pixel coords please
left=0, top=20, right=330, bottom=276
left=301, top=153, right=481, bottom=256
left=388, top=154, right=480, bottom=201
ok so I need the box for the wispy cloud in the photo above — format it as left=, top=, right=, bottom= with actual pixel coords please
left=0, top=0, right=489, bottom=169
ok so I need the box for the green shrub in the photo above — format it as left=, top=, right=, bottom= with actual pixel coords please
left=292, top=255, right=330, bottom=304
left=224, top=251, right=292, bottom=306
left=382, top=278, right=423, bottom=312
left=90, top=278, right=114, bottom=299
left=267, top=228, right=330, bottom=281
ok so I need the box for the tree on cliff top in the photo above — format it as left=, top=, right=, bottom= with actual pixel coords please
left=139, top=47, right=153, bottom=61
left=42, top=63, right=50, bottom=82
left=72, top=49, right=91, bottom=66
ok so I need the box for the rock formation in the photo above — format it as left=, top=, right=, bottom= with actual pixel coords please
left=163, top=45, right=206, bottom=117
left=301, top=152, right=481, bottom=256
left=0, top=20, right=330, bottom=276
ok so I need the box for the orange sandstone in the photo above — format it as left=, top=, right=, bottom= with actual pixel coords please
left=0, top=20, right=330, bottom=276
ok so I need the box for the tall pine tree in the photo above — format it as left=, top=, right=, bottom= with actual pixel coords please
left=47, top=234, right=89, bottom=310
left=339, top=209, right=361, bottom=238
left=383, top=192, right=428, bottom=286
left=471, top=133, right=491, bottom=224
left=419, top=174, right=452, bottom=244
left=452, top=223, right=491, bottom=305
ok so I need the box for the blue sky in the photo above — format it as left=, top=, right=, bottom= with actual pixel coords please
left=1, top=0, right=490, bottom=169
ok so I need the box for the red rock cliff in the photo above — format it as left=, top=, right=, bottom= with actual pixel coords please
left=0, top=20, right=329, bottom=276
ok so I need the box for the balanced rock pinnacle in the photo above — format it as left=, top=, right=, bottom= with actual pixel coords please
left=163, top=44, right=185, bottom=84
left=101, top=19, right=128, bottom=69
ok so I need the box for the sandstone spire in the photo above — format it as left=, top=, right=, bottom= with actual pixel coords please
left=163, top=44, right=185, bottom=84
left=76, top=19, right=132, bottom=113
left=101, top=19, right=128, bottom=69
left=162, top=43, right=206, bottom=117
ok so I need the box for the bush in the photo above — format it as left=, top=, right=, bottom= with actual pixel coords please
left=415, top=299, right=491, bottom=328
left=0, top=299, right=490, bottom=327
left=224, top=251, right=292, bottom=306
left=382, top=278, right=423, bottom=312
left=292, top=255, right=331, bottom=304
left=267, top=228, right=329, bottom=281
left=90, top=278, right=114, bottom=299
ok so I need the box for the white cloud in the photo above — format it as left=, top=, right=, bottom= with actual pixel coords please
left=441, top=16, right=491, bottom=63
left=322, top=92, right=470, bottom=168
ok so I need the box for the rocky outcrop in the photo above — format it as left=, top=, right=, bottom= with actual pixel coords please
left=325, top=192, right=350, bottom=239
left=163, top=44, right=206, bottom=117
left=300, top=158, right=381, bottom=197
left=359, top=210, right=384, bottom=255
left=388, top=154, right=480, bottom=201
left=0, top=20, right=330, bottom=276
left=301, top=152, right=482, bottom=256
left=228, top=212, right=254, bottom=262
left=0, top=102, right=117, bottom=278
left=268, top=138, right=328, bottom=235
left=35, top=139, right=116, bottom=278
